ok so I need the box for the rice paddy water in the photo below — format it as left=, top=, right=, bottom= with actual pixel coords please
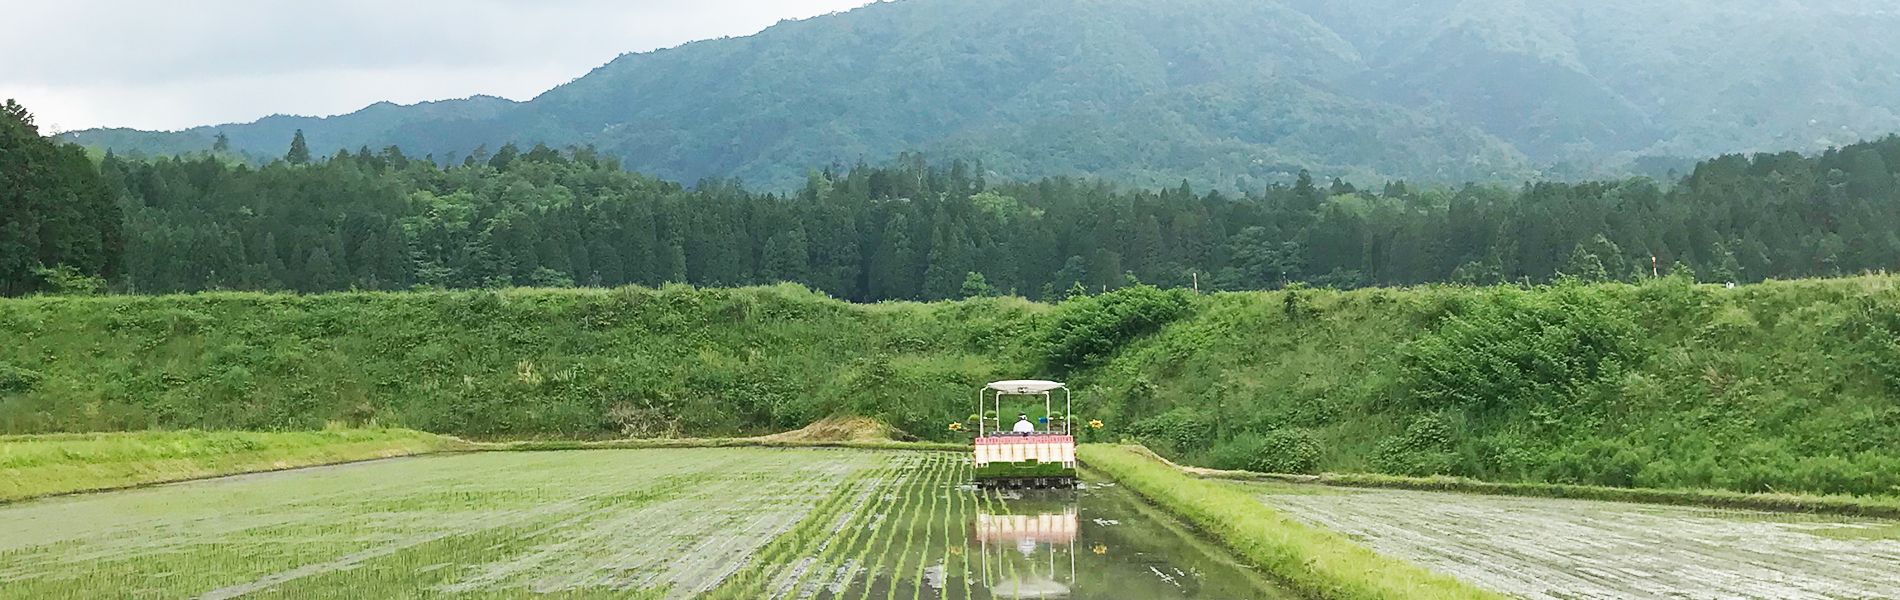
left=0, top=448, right=1294, bottom=598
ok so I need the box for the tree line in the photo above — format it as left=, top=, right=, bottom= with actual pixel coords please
left=6, top=100, right=1900, bottom=299
left=1, top=101, right=124, bottom=296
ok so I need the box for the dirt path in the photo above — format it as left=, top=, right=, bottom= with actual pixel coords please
left=1244, top=483, right=1900, bottom=600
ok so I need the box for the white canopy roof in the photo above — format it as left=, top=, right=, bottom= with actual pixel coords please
left=988, top=380, right=1066, bottom=394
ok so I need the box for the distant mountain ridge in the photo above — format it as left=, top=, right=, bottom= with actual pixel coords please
left=60, top=0, right=1900, bottom=190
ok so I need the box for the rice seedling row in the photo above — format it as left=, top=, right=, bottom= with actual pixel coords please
left=3, top=448, right=1294, bottom=599
left=846, top=453, right=949, bottom=599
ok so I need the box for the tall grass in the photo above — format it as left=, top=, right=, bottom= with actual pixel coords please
left=6, top=275, right=1899, bottom=498
left=1093, top=275, right=1900, bottom=497
left=0, top=284, right=1045, bottom=439
left=1079, top=444, right=1507, bottom=600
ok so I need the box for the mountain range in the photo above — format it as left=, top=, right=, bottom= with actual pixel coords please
left=60, top=0, right=1900, bottom=191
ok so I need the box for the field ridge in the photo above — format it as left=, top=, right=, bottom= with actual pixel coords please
left=0, top=428, right=468, bottom=503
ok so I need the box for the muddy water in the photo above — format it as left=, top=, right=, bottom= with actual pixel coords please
left=0, top=449, right=1292, bottom=599
left=1248, top=482, right=1900, bottom=600
left=826, top=477, right=1296, bottom=600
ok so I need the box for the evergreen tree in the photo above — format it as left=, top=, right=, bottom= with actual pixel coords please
left=1047, top=256, right=1089, bottom=300
left=286, top=130, right=311, bottom=165
left=303, top=247, right=338, bottom=292
left=920, top=221, right=971, bottom=300
left=1559, top=243, right=1610, bottom=283
left=869, top=213, right=918, bottom=300
left=959, top=271, right=995, bottom=298
left=52, top=136, right=1900, bottom=299
left=760, top=229, right=811, bottom=283
left=0, top=100, right=123, bottom=296
left=488, top=143, right=520, bottom=171
left=658, top=240, right=688, bottom=284
left=1845, top=149, right=1893, bottom=201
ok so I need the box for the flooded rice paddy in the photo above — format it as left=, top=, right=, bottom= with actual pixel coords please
left=0, top=449, right=1290, bottom=599
left=1247, top=482, right=1900, bottom=600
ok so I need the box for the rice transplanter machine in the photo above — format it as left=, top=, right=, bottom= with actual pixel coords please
left=973, top=380, right=1077, bottom=488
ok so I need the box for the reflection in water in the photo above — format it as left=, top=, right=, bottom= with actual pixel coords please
left=964, top=484, right=1290, bottom=599
left=976, top=498, right=1077, bottom=598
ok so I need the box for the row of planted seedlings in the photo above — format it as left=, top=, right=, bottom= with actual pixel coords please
left=701, top=451, right=982, bottom=600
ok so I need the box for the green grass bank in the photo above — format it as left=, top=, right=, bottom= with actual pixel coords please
left=1091, top=275, right=1900, bottom=498
left=1205, top=470, right=1900, bottom=520
left=0, top=428, right=465, bottom=502
left=4, top=275, right=1898, bottom=498
left=1079, top=444, right=1507, bottom=600
left=0, top=284, right=1045, bottom=440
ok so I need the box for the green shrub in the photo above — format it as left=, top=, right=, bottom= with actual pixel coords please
left=1043, top=285, right=1195, bottom=372
left=0, top=362, right=43, bottom=394
left=1401, top=284, right=1643, bottom=414
left=1127, top=407, right=1214, bottom=454
left=1212, top=428, right=1321, bottom=474
left=1373, top=414, right=1459, bottom=476
left=1538, top=438, right=1650, bottom=488
left=1834, top=295, right=1900, bottom=394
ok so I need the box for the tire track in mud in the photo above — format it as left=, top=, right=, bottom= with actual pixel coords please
left=1248, top=483, right=1900, bottom=600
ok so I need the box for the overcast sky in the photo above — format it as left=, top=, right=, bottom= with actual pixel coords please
left=0, top=0, right=873, bottom=133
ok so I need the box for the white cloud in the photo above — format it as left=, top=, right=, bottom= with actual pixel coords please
left=0, top=0, right=872, bottom=131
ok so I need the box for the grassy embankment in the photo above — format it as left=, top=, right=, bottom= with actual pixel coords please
left=5, top=275, right=1900, bottom=501
left=1126, top=444, right=1900, bottom=520
left=1080, top=444, right=1507, bottom=600
left=0, top=428, right=467, bottom=502
left=0, top=284, right=1044, bottom=440
left=1090, top=275, right=1900, bottom=499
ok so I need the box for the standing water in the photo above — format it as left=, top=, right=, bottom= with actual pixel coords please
left=0, top=449, right=1294, bottom=599
left=944, top=481, right=1292, bottom=599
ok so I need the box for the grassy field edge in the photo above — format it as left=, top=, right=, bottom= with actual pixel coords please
left=1118, top=443, right=1900, bottom=519
left=1208, top=469, right=1900, bottom=520
left=484, top=437, right=967, bottom=453
left=0, top=429, right=968, bottom=504
left=1079, top=443, right=1508, bottom=600
left=0, top=428, right=471, bottom=503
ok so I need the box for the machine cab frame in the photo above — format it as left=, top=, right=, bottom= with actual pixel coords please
left=973, top=380, right=1078, bottom=488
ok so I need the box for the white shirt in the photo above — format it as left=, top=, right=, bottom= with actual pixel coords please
left=1013, top=419, right=1037, bottom=433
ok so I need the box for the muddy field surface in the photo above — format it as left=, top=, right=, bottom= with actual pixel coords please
left=1246, top=482, right=1900, bottom=600
left=0, top=448, right=1290, bottom=599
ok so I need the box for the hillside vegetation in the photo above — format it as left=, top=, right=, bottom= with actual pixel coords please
left=0, top=284, right=1044, bottom=439
left=1093, top=275, right=1900, bottom=497
left=4, top=276, right=1897, bottom=497
left=19, top=90, right=1900, bottom=302
left=60, top=0, right=1900, bottom=189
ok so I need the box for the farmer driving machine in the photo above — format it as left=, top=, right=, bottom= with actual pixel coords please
left=972, top=380, right=1077, bottom=489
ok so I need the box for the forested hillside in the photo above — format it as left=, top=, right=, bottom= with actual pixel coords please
left=0, top=101, right=122, bottom=297
left=61, top=0, right=1900, bottom=190
left=90, top=134, right=1900, bottom=300
left=11, top=97, right=1900, bottom=300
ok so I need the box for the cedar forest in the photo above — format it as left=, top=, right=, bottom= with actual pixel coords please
left=7, top=99, right=1900, bottom=300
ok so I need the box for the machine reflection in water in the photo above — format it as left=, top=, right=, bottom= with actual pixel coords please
left=974, top=492, right=1078, bottom=598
